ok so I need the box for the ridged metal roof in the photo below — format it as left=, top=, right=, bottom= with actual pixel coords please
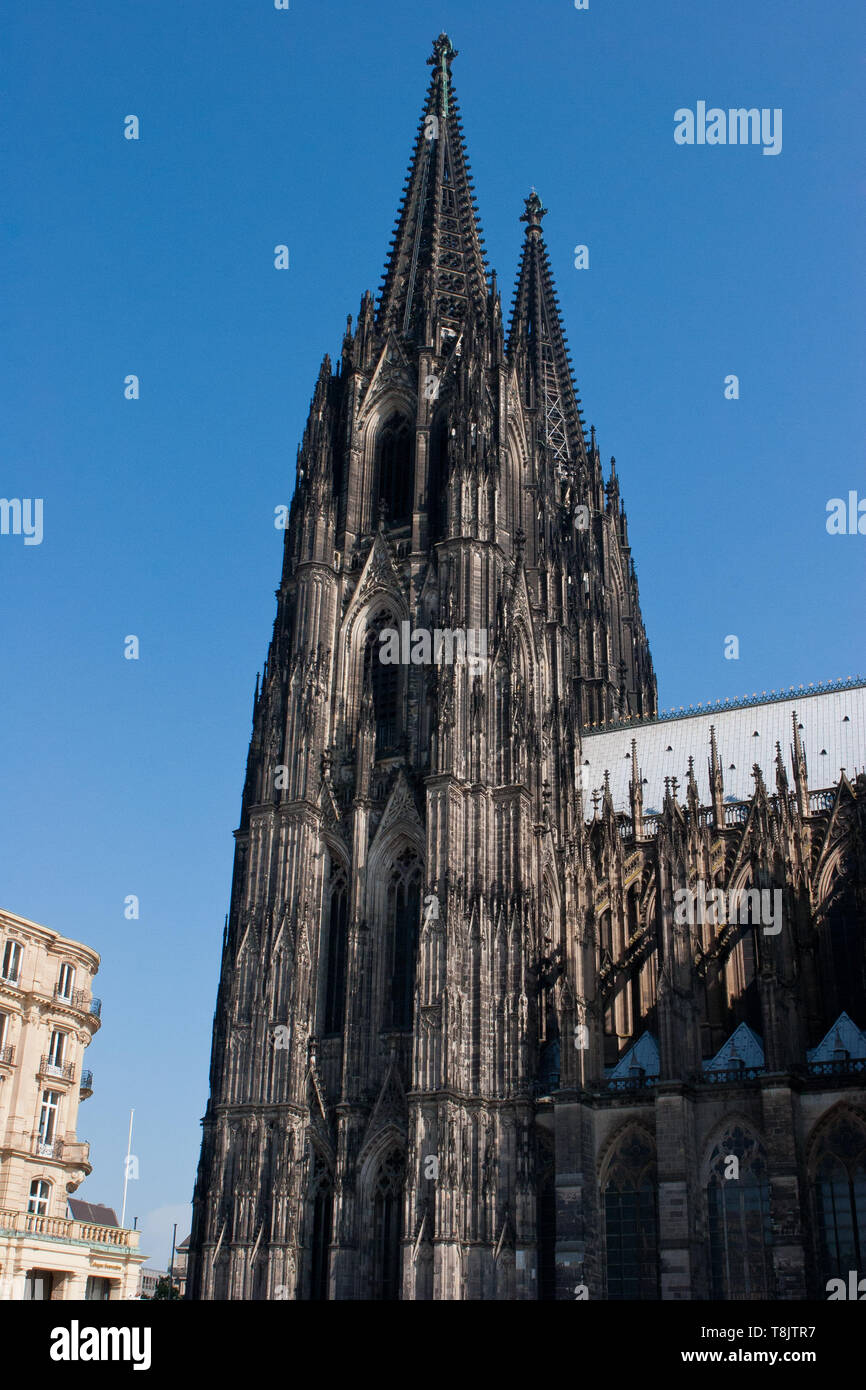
left=582, top=685, right=866, bottom=813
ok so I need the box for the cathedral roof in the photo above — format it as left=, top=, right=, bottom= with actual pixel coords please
left=608, top=1031, right=660, bottom=1078
left=807, top=1012, right=866, bottom=1062
left=581, top=681, right=866, bottom=812
left=704, top=1023, right=765, bottom=1071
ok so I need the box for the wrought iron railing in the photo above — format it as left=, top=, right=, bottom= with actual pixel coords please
left=39, top=1056, right=75, bottom=1082
left=0, top=1045, right=14, bottom=1065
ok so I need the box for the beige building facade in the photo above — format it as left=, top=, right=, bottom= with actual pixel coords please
left=0, top=906, right=144, bottom=1299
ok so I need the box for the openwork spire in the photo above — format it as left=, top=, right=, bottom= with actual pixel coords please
left=508, top=191, right=588, bottom=474
left=376, top=33, right=489, bottom=346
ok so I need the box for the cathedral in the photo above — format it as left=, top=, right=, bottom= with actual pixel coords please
left=186, top=35, right=866, bottom=1301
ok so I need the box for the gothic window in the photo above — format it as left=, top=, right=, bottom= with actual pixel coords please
left=387, top=850, right=422, bottom=1030
left=364, top=611, right=401, bottom=755
left=537, top=1133, right=556, bottom=1301
left=428, top=414, right=448, bottom=541
left=323, top=875, right=348, bottom=1035
left=811, top=1111, right=866, bottom=1288
left=310, top=1154, right=334, bottom=1301
left=372, top=1148, right=405, bottom=1300
left=706, top=1125, right=772, bottom=1299
left=377, top=414, right=414, bottom=524
left=602, top=1128, right=659, bottom=1299
left=820, top=866, right=865, bottom=1026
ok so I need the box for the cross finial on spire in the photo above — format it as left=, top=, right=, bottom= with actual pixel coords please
left=428, top=33, right=458, bottom=68
left=520, top=189, right=548, bottom=233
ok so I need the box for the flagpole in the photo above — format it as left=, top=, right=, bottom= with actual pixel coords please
left=120, top=1108, right=134, bottom=1229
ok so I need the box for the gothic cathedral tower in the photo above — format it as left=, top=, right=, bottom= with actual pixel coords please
left=187, top=33, right=656, bottom=1301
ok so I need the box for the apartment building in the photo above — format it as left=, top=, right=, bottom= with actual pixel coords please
left=0, top=906, right=145, bottom=1299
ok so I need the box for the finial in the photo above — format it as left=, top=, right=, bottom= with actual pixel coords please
left=428, top=33, right=458, bottom=67
left=520, top=190, right=548, bottom=233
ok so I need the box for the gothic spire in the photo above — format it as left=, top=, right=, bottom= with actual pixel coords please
left=507, top=191, right=588, bottom=475
left=376, top=33, right=489, bottom=347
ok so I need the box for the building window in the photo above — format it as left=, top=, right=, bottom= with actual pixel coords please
left=46, top=1030, right=66, bottom=1071
left=364, top=611, right=402, bottom=755
left=386, top=851, right=421, bottom=1030
left=23, top=1270, right=53, bottom=1301
left=57, top=963, right=75, bottom=1000
left=372, top=1148, right=405, bottom=1300
left=707, top=1125, right=772, bottom=1299
left=811, top=1110, right=866, bottom=1288
left=37, top=1090, right=62, bottom=1152
left=28, top=1179, right=51, bottom=1216
left=1, top=939, right=22, bottom=985
left=602, top=1127, right=659, bottom=1300
left=323, top=877, right=348, bottom=1035
left=376, top=414, right=414, bottom=524
left=0, top=1010, right=9, bottom=1052
left=85, top=1277, right=112, bottom=1301
left=310, top=1155, right=334, bottom=1302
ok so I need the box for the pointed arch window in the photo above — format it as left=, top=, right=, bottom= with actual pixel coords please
left=323, top=875, right=348, bottom=1035
left=364, top=610, right=401, bottom=755
left=310, top=1153, right=334, bottom=1301
left=602, top=1128, right=659, bottom=1299
left=387, top=850, right=421, bottom=1030
left=811, top=1110, right=866, bottom=1288
left=427, top=414, right=448, bottom=541
left=377, top=414, right=414, bottom=524
left=372, top=1148, right=405, bottom=1300
left=706, top=1126, right=772, bottom=1299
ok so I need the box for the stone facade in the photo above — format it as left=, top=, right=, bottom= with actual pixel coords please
left=187, top=35, right=866, bottom=1301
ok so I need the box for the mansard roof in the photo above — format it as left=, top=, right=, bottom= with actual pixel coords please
left=807, top=1012, right=866, bottom=1062
left=375, top=33, right=488, bottom=345
left=582, top=681, right=866, bottom=813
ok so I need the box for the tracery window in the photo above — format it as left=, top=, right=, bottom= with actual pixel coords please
left=323, top=875, right=348, bottom=1035
left=706, top=1125, right=772, bottom=1299
left=377, top=414, right=414, bottom=524
left=602, top=1127, right=659, bottom=1299
left=811, top=1110, right=866, bottom=1288
left=372, top=1148, right=405, bottom=1300
left=310, top=1153, right=334, bottom=1301
left=364, top=609, right=401, bottom=755
left=386, top=849, right=421, bottom=1030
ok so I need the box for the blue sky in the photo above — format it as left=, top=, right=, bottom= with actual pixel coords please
left=1, top=1, right=863, bottom=1268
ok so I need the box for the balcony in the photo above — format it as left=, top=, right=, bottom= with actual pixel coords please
left=32, top=1135, right=63, bottom=1159
left=79, top=1069, right=93, bottom=1099
left=0, top=1208, right=140, bottom=1250
left=54, top=985, right=100, bottom=1016
left=39, top=1056, right=76, bottom=1083
left=0, top=1044, right=14, bottom=1066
